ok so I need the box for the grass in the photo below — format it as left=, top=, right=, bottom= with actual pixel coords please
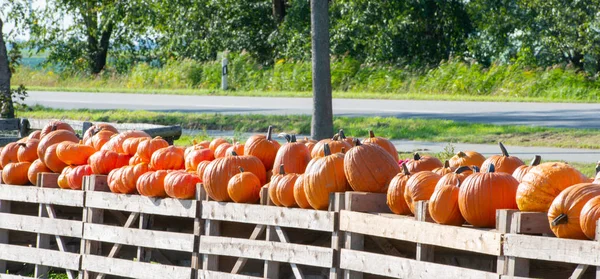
left=18, top=106, right=600, bottom=150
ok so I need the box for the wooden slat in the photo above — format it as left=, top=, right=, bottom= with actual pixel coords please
left=0, top=212, right=83, bottom=237
left=199, top=270, right=260, bottom=279
left=85, top=191, right=196, bottom=217
left=201, top=201, right=335, bottom=232
left=504, top=234, right=600, bottom=265
left=83, top=223, right=194, bottom=252
left=340, top=210, right=502, bottom=255
left=0, top=184, right=84, bottom=207
left=81, top=254, right=191, bottom=279
left=0, top=274, right=31, bottom=279
left=199, top=236, right=334, bottom=268
left=513, top=212, right=553, bottom=235
left=0, top=243, right=80, bottom=270
left=37, top=172, right=59, bottom=188
left=340, top=249, right=499, bottom=279
left=344, top=192, right=391, bottom=213
left=0, top=118, right=21, bottom=131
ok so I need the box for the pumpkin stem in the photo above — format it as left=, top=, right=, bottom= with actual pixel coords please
left=413, top=153, right=421, bottom=160
left=341, top=147, right=346, bottom=154
left=338, top=129, right=346, bottom=139
left=266, top=126, right=274, bottom=141
left=457, top=151, right=467, bottom=158
left=278, top=164, right=285, bottom=175
left=499, top=142, right=509, bottom=157
left=551, top=213, right=568, bottom=226
left=402, top=164, right=410, bottom=175
left=332, top=134, right=339, bottom=140
left=282, top=134, right=292, bottom=143
left=455, top=166, right=471, bottom=174
left=17, top=143, right=26, bottom=147
left=596, top=162, right=600, bottom=175
left=238, top=166, right=245, bottom=173
left=444, top=160, right=450, bottom=168
left=323, top=143, right=332, bottom=156
left=230, top=151, right=238, bottom=156
left=291, top=134, right=297, bottom=142
left=369, top=130, right=375, bottom=138
left=355, top=139, right=362, bottom=146
left=472, top=166, right=480, bottom=173
left=530, top=155, right=541, bottom=167
left=487, top=163, right=495, bottom=173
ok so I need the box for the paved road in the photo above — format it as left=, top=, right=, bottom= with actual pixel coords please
left=26, top=91, right=600, bottom=129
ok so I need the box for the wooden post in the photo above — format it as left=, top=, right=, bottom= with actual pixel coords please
left=596, top=220, right=600, bottom=278
left=310, top=0, right=333, bottom=140
left=261, top=186, right=279, bottom=278
left=191, top=184, right=203, bottom=279
left=0, top=199, right=9, bottom=274
left=496, top=210, right=530, bottom=277
left=34, top=191, right=50, bottom=279
left=137, top=213, right=152, bottom=262
left=19, top=118, right=30, bottom=137
left=81, top=175, right=107, bottom=279
left=82, top=121, right=92, bottom=136
left=201, top=187, right=220, bottom=272
left=329, top=193, right=345, bottom=279
left=415, top=201, right=434, bottom=262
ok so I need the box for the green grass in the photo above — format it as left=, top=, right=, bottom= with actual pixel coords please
left=18, top=106, right=600, bottom=149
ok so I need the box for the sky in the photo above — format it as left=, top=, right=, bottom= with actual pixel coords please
left=3, top=0, right=74, bottom=40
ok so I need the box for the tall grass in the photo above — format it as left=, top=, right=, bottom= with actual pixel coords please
left=13, top=55, right=600, bottom=101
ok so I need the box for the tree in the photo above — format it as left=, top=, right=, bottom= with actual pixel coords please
left=273, top=0, right=286, bottom=23
left=0, top=18, right=15, bottom=119
left=310, top=0, right=333, bottom=140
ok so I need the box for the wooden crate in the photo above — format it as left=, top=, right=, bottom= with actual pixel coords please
left=0, top=172, right=84, bottom=279
left=79, top=174, right=200, bottom=279
left=197, top=186, right=342, bottom=279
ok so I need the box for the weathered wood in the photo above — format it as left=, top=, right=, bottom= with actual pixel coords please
left=275, top=226, right=305, bottom=279
left=0, top=274, right=31, bottom=279
left=339, top=249, right=499, bottom=279
left=81, top=254, right=191, bottom=279
left=0, top=200, right=9, bottom=273
left=82, top=176, right=105, bottom=279
left=343, top=231, right=363, bottom=279
left=199, top=270, right=259, bottom=279
left=596, top=220, right=600, bottom=279
left=569, top=264, right=588, bottom=279
left=416, top=201, right=434, bottom=262
left=144, top=125, right=182, bottom=141
left=199, top=236, right=334, bottom=268
left=82, top=122, right=92, bottom=135
left=87, top=175, right=110, bottom=192
left=329, top=192, right=344, bottom=279
left=344, top=192, right=391, bottom=213
left=0, top=184, right=84, bottom=206
left=35, top=200, right=51, bottom=279
left=340, top=210, right=502, bottom=255
left=137, top=213, right=152, bottom=263
left=37, top=172, right=59, bottom=188
left=201, top=201, right=335, bottom=232
left=86, top=191, right=196, bottom=217
left=202, top=219, right=221, bottom=271
left=512, top=211, right=553, bottom=235
left=45, top=205, right=77, bottom=279
left=0, top=118, right=21, bottom=132
left=0, top=212, right=83, bottom=237
left=0, top=243, right=80, bottom=270
left=260, top=186, right=279, bottom=279
left=192, top=184, right=204, bottom=279
left=230, top=225, right=266, bottom=274
left=503, top=234, right=600, bottom=265
left=496, top=210, right=530, bottom=277
left=103, top=213, right=140, bottom=260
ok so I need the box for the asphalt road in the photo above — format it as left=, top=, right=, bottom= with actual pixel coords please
left=26, top=91, right=600, bottom=129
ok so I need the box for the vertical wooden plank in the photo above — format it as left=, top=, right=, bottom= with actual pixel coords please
left=82, top=122, right=93, bottom=136
left=415, top=201, right=434, bottom=262
left=0, top=199, right=9, bottom=274
left=595, top=220, right=600, bottom=279
left=137, top=213, right=152, bottom=262
left=19, top=118, right=30, bottom=138
left=34, top=198, right=50, bottom=279
left=82, top=176, right=105, bottom=279
left=329, top=192, right=344, bottom=279
left=261, top=186, right=279, bottom=279
left=202, top=187, right=220, bottom=272
left=191, top=184, right=203, bottom=279
left=496, top=209, right=530, bottom=277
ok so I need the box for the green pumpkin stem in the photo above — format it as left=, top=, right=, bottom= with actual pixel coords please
left=402, top=164, right=410, bottom=175
left=369, top=130, right=375, bottom=138
left=338, top=129, right=347, bottom=139
left=487, top=163, right=495, bottom=173
left=323, top=143, right=332, bottom=156
left=499, top=142, right=509, bottom=157
left=444, top=160, right=450, bottom=168
left=455, top=166, right=471, bottom=174
left=266, top=126, right=273, bottom=141
left=278, top=164, right=285, bottom=175
left=551, top=213, right=568, bottom=226
left=413, top=153, right=421, bottom=160
left=238, top=166, right=245, bottom=173
left=530, top=155, right=542, bottom=167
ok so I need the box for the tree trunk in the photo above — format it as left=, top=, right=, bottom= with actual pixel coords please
left=88, top=23, right=113, bottom=74
left=273, top=0, right=286, bottom=23
left=310, top=0, right=333, bottom=140
left=0, top=18, right=15, bottom=119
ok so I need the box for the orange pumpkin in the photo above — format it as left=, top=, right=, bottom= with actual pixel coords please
left=297, top=137, right=318, bottom=154
left=516, top=162, right=588, bottom=212
left=548, top=183, right=600, bottom=239
left=136, top=136, right=169, bottom=162
left=481, top=142, right=524, bottom=174
left=268, top=165, right=286, bottom=206
left=82, top=123, right=119, bottom=144
left=244, top=126, right=281, bottom=170
left=164, top=171, right=201, bottom=199
left=580, top=196, right=600, bottom=239
left=43, top=144, right=68, bottom=173
left=27, top=159, right=51, bottom=185
left=196, top=160, right=211, bottom=181
left=437, top=166, right=473, bottom=187
left=57, top=166, right=74, bottom=189
left=449, top=151, right=486, bottom=168
left=129, top=155, right=147, bottom=165
left=37, top=130, right=79, bottom=164
left=293, top=174, right=311, bottom=209
left=344, top=140, right=400, bottom=193
left=28, top=130, right=41, bottom=140
left=39, top=121, right=75, bottom=139
left=214, top=142, right=232, bottom=159
left=101, top=130, right=151, bottom=153
left=122, top=137, right=149, bottom=156
left=56, top=141, right=96, bottom=166
left=386, top=164, right=413, bottom=215
left=226, top=142, right=244, bottom=156
left=311, top=134, right=352, bottom=158
left=227, top=167, right=262, bottom=203
left=362, top=130, right=398, bottom=161
left=2, top=162, right=32, bottom=185
left=17, top=139, right=39, bottom=163
left=337, top=129, right=354, bottom=145
left=203, top=152, right=267, bottom=201
left=272, top=134, right=311, bottom=175
left=150, top=146, right=185, bottom=170
left=87, top=130, right=117, bottom=150
left=432, top=160, right=455, bottom=176
left=185, top=147, right=214, bottom=171
left=1, top=142, right=20, bottom=168
left=404, top=153, right=443, bottom=173
left=404, top=171, right=442, bottom=214
left=118, top=163, right=150, bottom=194
left=107, top=168, right=125, bottom=193
left=458, top=164, right=519, bottom=228
left=66, top=165, right=94, bottom=190
left=512, top=155, right=542, bottom=183
left=185, top=140, right=211, bottom=157
left=137, top=170, right=169, bottom=197
left=89, top=150, right=129, bottom=175
left=429, top=180, right=465, bottom=226
left=276, top=170, right=300, bottom=207
left=209, top=138, right=229, bottom=153
left=305, top=144, right=349, bottom=210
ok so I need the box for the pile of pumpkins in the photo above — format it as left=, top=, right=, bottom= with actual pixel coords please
left=2, top=122, right=600, bottom=241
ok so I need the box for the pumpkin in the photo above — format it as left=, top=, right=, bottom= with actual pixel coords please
left=305, top=144, right=349, bottom=210
left=87, top=130, right=116, bottom=150
left=89, top=150, right=130, bottom=175
left=227, top=167, right=262, bottom=203
left=82, top=123, right=119, bottom=144
left=17, top=139, right=39, bottom=163
left=107, top=168, right=125, bottom=193
left=226, top=142, right=244, bottom=156
left=268, top=165, right=286, bottom=206
left=66, top=165, right=93, bottom=190
left=404, top=153, right=443, bottom=173
left=150, top=146, right=185, bottom=170
left=185, top=140, right=211, bottom=157
left=39, top=121, right=75, bottom=139
left=386, top=164, right=413, bottom=215
left=2, top=162, right=32, bottom=185
left=43, top=144, right=68, bottom=173
left=37, top=130, right=79, bottom=164
left=481, top=142, right=524, bottom=174
left=293, top=174, right=311, bottom=209
left=449, top=151, right=486, bottom=168
left=56, top=141, right=96, bottom=166
left=214, top=143, right=232, bottom=159
left=516, top=162, right=588, bottom=212
left=429, top=180, right=465, bottom=226
left=432, top=160, right=455, bottom=176
left=28, top=130, right=41, bottom=140
left=27, top=159, right=51, bottom=185
left=436, top=166, right=473, bottom=187
left=344, top=139, right=400, bottom=193
left=185, top=147, right=214, bottom=171
left=57, top=166, right=74, bottom=189
left=164, top=171, right=201, bottom=199
left=272, top=134, right=311, bottom=175
left=118, top=163, right=150, bottom=194
left=196, top=160, right=211, bottom=180
left=404, top=171, right=442, bottom=214
left=311, top=134, right=352, bottom=158
left=136, top=136, right=169, bottom=161
left=101, top=130, right=151, bottom=154
left=362, top=130, right=398, bottom=161
left=337, top=129, right=354, bottom=145
left=276, top=169, right=300, bottom=207
left=209, top=138, right=229, bottom=153
left=512, top=155, right=542, bottom=183
left=458, top=164, right=519, bottom=228
left=297, top=137, right=317, bottom=154
left=580, top=196, right=600, bottom=239
left=129, top=155, right=146, bottom=165
left=548, top=183, right=600, bottom=239
left=1, top=142, right=20, bottom=168
left=244, top=126, right=281, bottom=170
left=122, top=137, right=149, bottom=156
left=203, top=152, right=267, bottom=201
left=136, top=170, right=169, bottom=197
